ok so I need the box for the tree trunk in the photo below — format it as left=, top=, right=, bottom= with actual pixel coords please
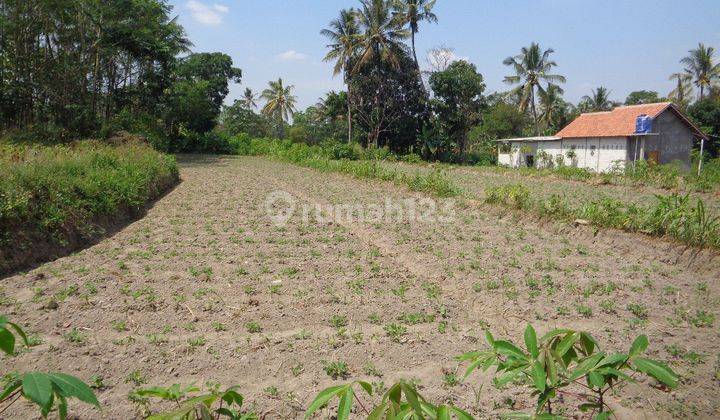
left=411, top=31, right=419, bottom=70
left=91, top=27, right=102, bottom=118
left=700, top=85, right=704, bottom=101
left=531, top=87, right=539, bottom=136
left=346, top=82, right=352, bottom=143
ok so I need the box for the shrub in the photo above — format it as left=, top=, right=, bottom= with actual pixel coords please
left=0, top=139, right=179, bottom=274
left=484, top=184, right=531, bottom=209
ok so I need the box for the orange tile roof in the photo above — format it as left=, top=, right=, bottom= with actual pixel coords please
left=555, top=102, right=706, bottom=139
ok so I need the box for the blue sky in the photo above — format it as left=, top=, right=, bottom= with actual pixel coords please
left=170, top=0, right=720, bottom=110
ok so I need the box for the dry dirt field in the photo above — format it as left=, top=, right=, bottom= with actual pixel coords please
left=2, top=155, right=719, bottom=419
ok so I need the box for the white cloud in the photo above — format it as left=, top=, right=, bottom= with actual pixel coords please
left=213, top=4, right=229, bottom=13
left=277, top=50, right=308, bottom=61
left=185, top=1, right=228, bottom=26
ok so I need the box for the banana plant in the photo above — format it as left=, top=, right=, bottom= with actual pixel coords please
left=458, top=325, right=678, bottom=419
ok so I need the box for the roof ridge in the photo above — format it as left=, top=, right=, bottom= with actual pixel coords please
left=616, top=102, right=672, bottom=109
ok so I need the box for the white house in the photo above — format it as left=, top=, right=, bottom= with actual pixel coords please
left=497, top=102, right=707, bottom=172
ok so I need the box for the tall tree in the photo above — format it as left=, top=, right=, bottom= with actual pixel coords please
left=668, top=72, right=694, bottom=109
left=502, top=43, right=566, bottom=135
left=681, top=43, right=720, bottom=101
left=354, top=0, right=410, bottom=72
left=392, top=0, right=438, bottom=69
left=624, top=90, right=661, bottom=105
left=242, top=88, right=258, bottom=109
left=0, top=0, right=190, bottom=133
left=429, top=60, right=485, bottom=160
left=538, top=84, right=567, bottom=132
left=261, top=78, right=297, bottom=139
left=580, top=87, right=615, bottom=112
left=321, top=8, right=361, bottom=142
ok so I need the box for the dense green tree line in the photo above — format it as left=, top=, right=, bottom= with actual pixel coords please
left=2, top=0, right=719, bottom=160
left=0, top=0, right=240, bottom=151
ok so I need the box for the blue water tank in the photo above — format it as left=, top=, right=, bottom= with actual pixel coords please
left=635, top=115, right=653, bottom=134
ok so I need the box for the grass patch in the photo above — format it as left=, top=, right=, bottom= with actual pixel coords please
left=233, top=136, right=461, bottom=198
left=0, top=138, right=178, bottom=273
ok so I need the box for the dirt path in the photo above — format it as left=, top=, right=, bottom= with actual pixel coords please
left=2, top=155, right=718, bottom=419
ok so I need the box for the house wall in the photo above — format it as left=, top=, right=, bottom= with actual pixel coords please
left=497, top=142, right=537, bottom=168
left=649, top=109, right=694, bottom=168
left=536, top=137, right=627, bottom=172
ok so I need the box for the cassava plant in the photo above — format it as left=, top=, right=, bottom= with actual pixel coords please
left=305, top=380, right=472, bottom=419
left=458, top=325, right=679, bottom=419
left=135, top=382, right=256, bottom=419
left=0, top=315, right=100, bottom=418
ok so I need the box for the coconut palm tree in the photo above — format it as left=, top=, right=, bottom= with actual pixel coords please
left=681, top=43, right=720, bottom=101
left=503, top=42, right=566, bottom=135
left=261, top=78, right=297, bottom=139
left=242, top=87, right=258, bottom=110
left=538, top=84, right=565, bottom=131
left=354, top=0, right=410, bottom=72
left=580, top=87, right=614, bottom=112
left=392, top=0, right=437, bottom=69
left=321, top=8, right=361, bottom=143
left=668, top=72, right=694, bottom=108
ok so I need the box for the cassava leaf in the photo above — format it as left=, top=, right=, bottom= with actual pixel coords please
left=304, top=384, right=347, bottom=418
left=524, top=324, right=539, bottom=359
left=47, top=373, right=100, bottom=407
left=632, top=358, right=678, bottom=389
left=22, top=372, right=53, bottom=409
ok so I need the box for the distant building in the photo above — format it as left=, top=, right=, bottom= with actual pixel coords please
left=497, top=102, right=707, bottom=172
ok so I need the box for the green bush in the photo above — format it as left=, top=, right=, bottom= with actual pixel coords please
left=0, top=139, right=179, bottom=273
left=484, top=184, right=531, bottom=209
left=233, top=137, right=461, bottom=198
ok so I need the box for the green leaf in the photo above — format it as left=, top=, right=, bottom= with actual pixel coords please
left=596, top=353, right=628, bottom=369
left=0, top=328, right=15, bottom=355
left=524, top=324, right=539, bottom=358
left=500, top=412, right=533, bottom=419
left=221, top=389, right=243, bottom=407
left=494, top=340, right=527, bottom=360
left=0, top=378, right=21, bottom=401
left=531, top=361, right=546, bottom=392
left=304, top=384, right=347, bottom=418
left=357, top=380, right=373, bottom=396
left=588, top=371, right=605, bottom=388
left=568, top=353, right=604, bottom=381
left=578, top=332, right=597, bottom=355
left=485, top=330, right=495, bottom=346
left=337, top=387, right=353, bottom=420
left=555, top=332, right=580, bottom=356
left=437, top=404, right=451, bottom=420
left=595, top=367, right=634, bottom=382
left=7, top=321, right=28, bottom=346
left=632, top=358, right=678, bottom=389
left=22, top=372, right=53, bottom=409
left=493, top=366, right=525, bottom=388
left=47, top=373, right=100, bottom=407
left=400, top=382, right=423, bottom=414
left=450, top=406, right=475, bottom=420
left=58, top=394, right=68, bottom=420
left=539, top=328, right=572, bottom=342
left=628, top=335, right=648, bottom=358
